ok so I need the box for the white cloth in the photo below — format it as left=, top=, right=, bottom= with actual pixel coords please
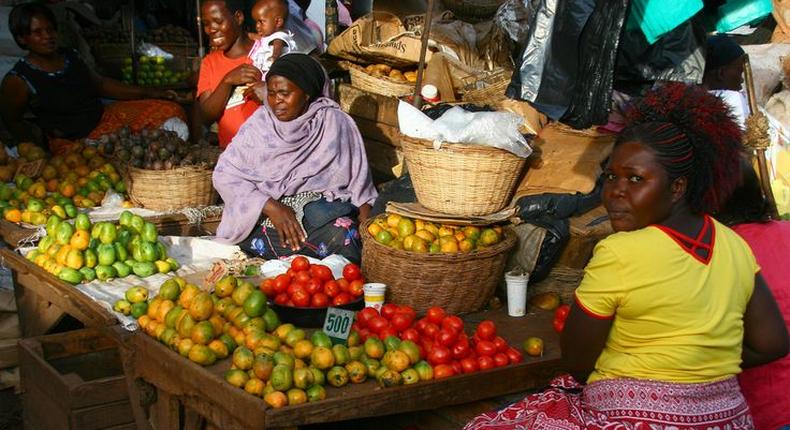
left=249, top=31, right=297, bottom=76
left=710, top=89, right=750, bottom=130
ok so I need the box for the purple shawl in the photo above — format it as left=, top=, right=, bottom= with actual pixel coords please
left=212, top=97, right=378, bottom=244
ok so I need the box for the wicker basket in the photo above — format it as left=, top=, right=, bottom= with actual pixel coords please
left=348, top=66, right=414, bottom=98
left=401, top=135, right=527, bottom=216
left=125, top=166, right=216, bottom=211
left=461, top=69, right=512, bottom=104
left=361, top=218, right=517, bottom=314
left=441, top=0, right=507, bottom=21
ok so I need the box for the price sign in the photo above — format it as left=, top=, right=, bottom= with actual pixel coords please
left=322, top=307, right=355, bottom=344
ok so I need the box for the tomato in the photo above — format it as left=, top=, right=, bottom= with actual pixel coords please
left=293, top=270, right=311, bottom=284
left=309, top=264, right=332, bottom=281
left=349, top=279, right=365, bottom=297
left=286, top=300, right=294, bottom=307
left=291, top=256, right=310, bottom=272
left=475, top=340, right=497, bottom=357
left=368, top=316, right=390, bottom=335
left=442, top=315, right=464, bottom=333
left=292, top=290, right=310, bottom=307
left=477, top=355, right=495, bottom=370
left=553, top=317, right=566, bottom=333
left=379, top=327, right=398, bottom=340
left=336, top=278, right=350, bottom=292
left=451, top=339, right=470, bottom=360
left=421, top=322, right=440, bottom=339
left=475, top=320, right=496, bottom=341
left=493, top=352, right=509, bottom=367
left=357, top=307, right=379, bottom=327
left=451, top=360, right=463, bottom=375
left=554, top=304, right=571, bottom=321
left=426, top=306, right=446, bottom=325
left=391, top=312, right=413, bottom=332
left=305, top=278, right=322, bottom=295
left=358, top=328, right=371, bottom=342
left=433, top=364, right=455, bottom=380
left=397, top=305, right=416, bottom=321
left=421, top=339, right=434, bottom=355
left=493, top=336, right=508, bottom=353
left=286, top=268, right=296, bottom=278
left=260, top=278, right=275, bottom=295
left=414, top=318, right=429, bottom=333
left=333, top=292, right=353, bottom=306
left=274, top=292, right=289, bottom=305
left=437, top=329, right=458, bottom=347
left=380, top=303, right=399, bottom=320
left=506, top=347, right=523, bottom=364
left=428, top=345, right=451, bottom=365
left=311, top=292, right=329, bottom=307
left=342, top=263, right=362, bottom=281
left=323, top=280, right=340, bottom=298
left=460, top=357, right=479, bottom=374
left=287, top=280, right=306, bottom=297
left=273, top=274, right=290, bottom=294
left=401, top=328, right=421, bottom=343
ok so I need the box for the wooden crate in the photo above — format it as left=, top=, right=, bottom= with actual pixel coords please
left=18, top=328, right=134, bottom=430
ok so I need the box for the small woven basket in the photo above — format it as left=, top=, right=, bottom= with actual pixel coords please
left=461, top=69, right=512, bottom=104
left=361, top=218, right=517, bottom=314
left=401, top=135, right=527, bottom=216
left=348, top=66, right=414, bottom=98
left=125, top=166, right=216, bottom=211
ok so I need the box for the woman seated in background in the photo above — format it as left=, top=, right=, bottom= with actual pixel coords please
left=716, top=158, right=790, bottom=430
left=212, top=54, right=377, bottom=263
left=0, top=3, right=184, bottom=153
left=465, top=83, right=788, bottom=430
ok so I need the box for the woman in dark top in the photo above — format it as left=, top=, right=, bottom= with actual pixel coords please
left=0, top=3, right=184, bottom=151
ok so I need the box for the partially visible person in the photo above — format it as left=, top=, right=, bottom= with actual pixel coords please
left=248, top=0, right=295, bottom=75
left=213, top=54, right=377, bottom=263
left=716, top=158, right=790, bottom=430
left=292, top=0, right=324, bottom=53
left=0, top=3, right=184, bottom=153
left=702, top=34, right=750, bottom=129
left=197, top=0, right=260, bottom=149
left=464, top=83, right=789, bottom=430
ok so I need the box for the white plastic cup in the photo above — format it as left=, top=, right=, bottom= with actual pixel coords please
left=505, top=271, right=529, bottom=317
left=363, top=283, right=387, bottom=311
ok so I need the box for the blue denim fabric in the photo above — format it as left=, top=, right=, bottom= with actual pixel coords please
left=303, top=199, right=356, bottom=232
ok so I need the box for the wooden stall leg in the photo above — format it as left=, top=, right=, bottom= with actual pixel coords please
left=13, top=282, right=64, bottom=337
left=151, top=390, right=181, bottom=430
left=183, top=407, right=205, bottom=430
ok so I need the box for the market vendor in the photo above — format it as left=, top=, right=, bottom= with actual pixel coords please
left=465, top=83, right=788, bottom=429
left=196, top=0, right=260, bottom=149
left=212, top=53, right=378, bottom=263
left=702, top=34, right=749, bottom=129
left=0, top=3, right=185, bottom=153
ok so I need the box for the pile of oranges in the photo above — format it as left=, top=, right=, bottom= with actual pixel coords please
left=39, top=146, right=126, bottom=208
left=367, top=214, right=504, bottom=254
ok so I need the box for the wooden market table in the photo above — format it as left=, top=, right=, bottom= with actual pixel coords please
left=120, top=309, right=561, bottom=430
left=0, top=211, right=222, bottom=248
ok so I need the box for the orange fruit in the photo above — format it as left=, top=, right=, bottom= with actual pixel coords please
left=56, top=244, right=72, bottom=266
left=4, top=209, right=22, bottom=223
left=59, top=182, right=76, bottom=198
left=69, top=229, right=90, bottom=250
left=46, top=179, right=59, bottom=192
left=75, top=165, right=91, bottom=178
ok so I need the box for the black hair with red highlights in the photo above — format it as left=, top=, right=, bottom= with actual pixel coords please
left=618, top=82, right=744, bottom=214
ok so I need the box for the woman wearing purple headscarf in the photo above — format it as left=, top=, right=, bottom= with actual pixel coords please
left=212, top=54, right=377, bottom=263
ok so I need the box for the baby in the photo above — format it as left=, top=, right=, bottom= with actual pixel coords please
left=249, top=0, right=296, bottom=77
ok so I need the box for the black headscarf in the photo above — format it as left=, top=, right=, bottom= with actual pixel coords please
left=267, top=53, right=326, bottom=100
left=706, top=34, right=745, bottom=71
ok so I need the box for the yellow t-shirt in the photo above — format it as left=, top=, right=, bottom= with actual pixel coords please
left=575, top=217, right=758, bottom=384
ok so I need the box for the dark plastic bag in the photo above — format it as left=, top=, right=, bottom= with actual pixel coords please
left=562, top=0, right=630, bottom=129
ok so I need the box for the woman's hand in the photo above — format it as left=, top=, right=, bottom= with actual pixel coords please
left=263, top=199, right=306, bottom=251
left=144, top=88, right=178, bottom=100
left=358, top=203, right=372, bottom=225
left=243, top=82, right=266, bottom=104
left=222, top=64, right=262, bottom=87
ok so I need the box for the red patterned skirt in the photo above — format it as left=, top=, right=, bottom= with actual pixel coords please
left=464, top=375, right=754, bottom=430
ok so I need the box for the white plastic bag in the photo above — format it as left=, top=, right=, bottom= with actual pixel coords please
left=137, top=42, right=174, bottom=60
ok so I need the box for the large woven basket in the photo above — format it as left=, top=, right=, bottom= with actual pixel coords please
left=348, top=66, right=414, bottom=98
left=125, top=166, right=216, bottom=211
left=361, top=218, right=517, bottom=314
left=401, top=135, right=527, bottom=216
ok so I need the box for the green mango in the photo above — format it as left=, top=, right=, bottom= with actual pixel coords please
left=26, top=198, right=44, bottom=212
left=166, top=257, right=179, bottom=271
left=45, top=215, right=62, bottom=238
left=55, top=196, right=70, bottom=207
left=64, top=204, right=78, bottom=218
left=99, top=222, right=117, bottom=245
left=114, top=182, right=126, bottom=193
left=156, top=241, right=167, bottom=260
left=142, top=222, right=158, bottom=243
left=26, top=250, right=40, bottom=262
left=55, top=222, right=74, bottom=245
left=117, top=229, right=132, bottom=248
left=88, top=237, right=100, bottom=250
left=83, top=248, right=98, bottom=268
left=79, top=267, right=96, bottom=282
left=139, top=241, right=158, bottom=263
left=114, top=242, right=129, bottom=262
left=58, top=268, right=83, bottom=285
left=132, top=261, right=156, bottom=278
left=129, top=234, right=142, bottom=253
left=95, top=265, right=117, bottom=281
left=0, top=184, right=11, bottom=201
left=132, top=243, right=144, bottom=262
left=74, top=213, right=90, bottom=231
left=112, top=261, right=132, bottom=278
left=119, top=210, right=133, bottom=227
left=91, top=223, right=102, bottom=240
left=130, top=215, right=145, bottom=234
left=97, top=243, right=117, bottom=266
left=37, top=236, right=54, bottom=253
left=124, top=259, right=136, bottom=268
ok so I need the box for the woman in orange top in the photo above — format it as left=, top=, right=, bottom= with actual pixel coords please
left=197, top=0, right=262, bottom=149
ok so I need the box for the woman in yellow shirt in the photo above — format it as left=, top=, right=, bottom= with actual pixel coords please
left=465, top=84, right=788, bottom=430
